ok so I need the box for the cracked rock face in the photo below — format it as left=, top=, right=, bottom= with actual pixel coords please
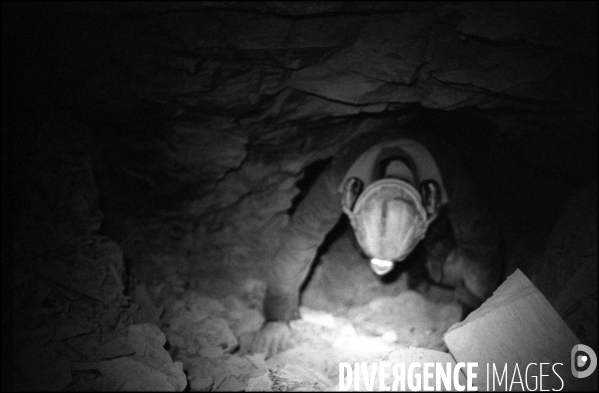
left=532, top=180, right=598, bottom=353
left=3, top=2, right=597, bottom=391
left=69, top=1, right=596, bottom=290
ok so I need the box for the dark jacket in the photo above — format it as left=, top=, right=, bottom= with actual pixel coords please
left=264, top=118, right=503, bottom=321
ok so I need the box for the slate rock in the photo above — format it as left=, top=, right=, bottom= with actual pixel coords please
left=193, top=317, right=238, bottom=353
left=96, top=356, right=176, bottom=391
left=190, top=376, right=213, bottom=391
left=214, top=375, right=247, bottom=391
left=127, top=323, right=187, bottom=390
left=247, top=373, right=273, bottom=391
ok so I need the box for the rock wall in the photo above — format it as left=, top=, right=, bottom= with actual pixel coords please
left=7, top=112, right=186, bottom=390
left=65, top=2, right=597, bottom=292
left=532, top=180, right=598, bottom=352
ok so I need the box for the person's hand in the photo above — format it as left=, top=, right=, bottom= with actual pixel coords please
left=251, top=321, right=292, bottom=359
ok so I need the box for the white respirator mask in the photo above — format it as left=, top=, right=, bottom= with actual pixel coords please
left=342, top=176, right=440, bottom=275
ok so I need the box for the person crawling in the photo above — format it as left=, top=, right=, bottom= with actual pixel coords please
left=252, top=116, right=504, bottom=358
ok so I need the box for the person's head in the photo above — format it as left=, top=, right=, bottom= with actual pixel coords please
left=342, top=159, right=440, bottom=275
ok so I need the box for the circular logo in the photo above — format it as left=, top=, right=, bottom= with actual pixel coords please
left=571, top=344, right=597, bottom=378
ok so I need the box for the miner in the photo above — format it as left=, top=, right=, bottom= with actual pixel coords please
left=252, top=116, right=504, bottom=358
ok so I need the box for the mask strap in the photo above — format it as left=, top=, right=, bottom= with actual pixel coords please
left=341, top=177, right=363, bottom=217
left=419, top=179, right=441, bottom=218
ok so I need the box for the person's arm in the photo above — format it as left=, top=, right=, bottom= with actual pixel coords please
left=264, top=162, right=343, bottom=321
left=262, top=117, right=408, bottom=320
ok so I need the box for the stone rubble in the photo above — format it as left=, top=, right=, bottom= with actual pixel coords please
left=11, top=131, right=186, bottom=391
left=161, top=285, right=461, bottom=391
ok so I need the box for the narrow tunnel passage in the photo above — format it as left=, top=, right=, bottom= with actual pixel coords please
left=3, top=2, right=597, bottom=391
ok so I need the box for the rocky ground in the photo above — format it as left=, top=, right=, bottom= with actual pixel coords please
left=157, top=274, right=461, bottom=392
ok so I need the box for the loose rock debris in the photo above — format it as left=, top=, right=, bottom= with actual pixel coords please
left=12, top=233, right=187, bottom=391
left=15, top=280, right=187, bottom=391
left=162, top=285, right=462, bottom=391
left=7, top=137, right=460, bottom=391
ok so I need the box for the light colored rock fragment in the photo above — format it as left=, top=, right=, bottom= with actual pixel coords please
left=246, top=352, right=270, bottom=377
left=193, top=317, right=238, bottom=353
left=96, top=356, right=175, bottom=391
left=126, top=323, right=187, bottom=391
left=188, top=356, right=228, bottom=380
left=193, top=296, right=226, bottom=316
left=190, top=376, right=213, bottom=391
left=214, top=375, right=247, bottom=391
left=300, top=307, right=337, bottom=329
left=199, top=345, right=224, bottom=358
left=247, top=373, right=273, bottom=391
left=444, top=269, right=592, bottom=391
left=229, top=308, right=264, bottom=336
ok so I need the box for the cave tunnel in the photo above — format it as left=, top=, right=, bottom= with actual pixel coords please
left=2, top=2, right=597, bottom=391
